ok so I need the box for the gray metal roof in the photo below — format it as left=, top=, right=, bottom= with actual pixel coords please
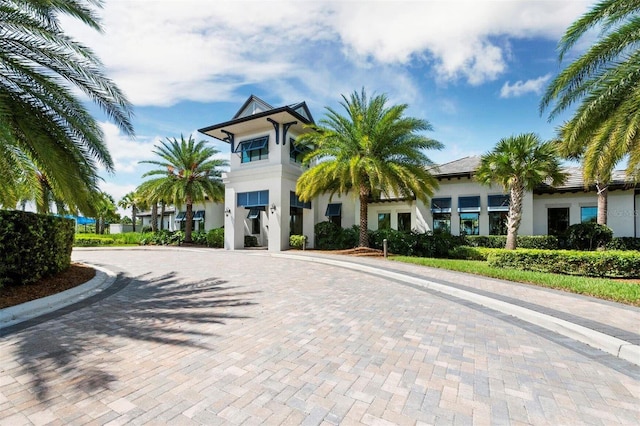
left=432, top=156, right=636, bottom=193
left=432, top=156, right=481, bottom=177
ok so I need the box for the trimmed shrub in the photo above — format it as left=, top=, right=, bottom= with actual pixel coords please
left=487, top=249, right=640, bottom=278
left=139, top=230, right=184, bottom=245
left=606, top=237, right=640, bottom=251
left=0, top=210, right=75, bottom=287
left=448, top=246, right=489, bottom=261
left=289, top=235, right=307, bottom=249
left=563, top=222, right=613, bottom=250
left=369, top=228, right=413, bottom=255
left=190, top=231, right=208, bottom=245
left=465, top=235, right=559, bottom=250
left=74, top=238, right=114, bottom=247
left=206, top=228, right=224, bottom=248
left=244, top=235, right=258, bottom=247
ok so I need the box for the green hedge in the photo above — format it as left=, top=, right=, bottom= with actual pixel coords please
left=289, top=235, right=307, bottom=249
left=465, top=235, right=559, bottom=249
left=487, top=249, right=640, bottom=278
left=606, top=237, right=640, bottom=251
left=206, top=228, right=224, bottom=248
left=74, top=238, right=114, bottom=247
left=0, top=210, right=75, bottom=287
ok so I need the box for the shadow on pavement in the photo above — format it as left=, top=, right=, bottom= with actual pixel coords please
left=8, top=271, right=258, bottom=401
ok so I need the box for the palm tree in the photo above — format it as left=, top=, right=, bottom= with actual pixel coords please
left=118, top=191, right=140, bottom=232
left=540, top=0, right=640, bottom=223
left=0, top=0, right=134, bottom=214
left=476, top=133, right=567, bottom=250
left=139, top=135, right=227, bottom=243
left=296, top=89, right=443, bottom=248
left=93, top=191, right=119, bottom=235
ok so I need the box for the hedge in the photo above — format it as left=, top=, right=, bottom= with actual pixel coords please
left=465, top=235, right=559, bottom=249
left=289, top=235, right=307, bottom=249
left=206, top=228, right=224, bottom=248
left=487, top=249, right=640, bottom=278
left=0, top=210, right=75, bottom=287
left=606, top=237, right=640, bottom=251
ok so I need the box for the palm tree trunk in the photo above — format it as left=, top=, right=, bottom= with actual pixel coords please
left=596, top=184, right=608, bottom=225
left=160, top=201, right=166, bottom=230
left=359, top=185, right=369, bottom=248
left=132, top=206, right=137, bottom=232
left=185, top=200, right=193, bottom=243
left=151, top=203, right=158, bottom=232
left=506, top=184, right=524, bottom=250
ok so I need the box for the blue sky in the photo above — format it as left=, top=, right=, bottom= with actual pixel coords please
left=61, top=0, right=593, bottom=214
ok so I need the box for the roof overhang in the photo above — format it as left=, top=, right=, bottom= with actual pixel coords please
left=198, top=106, right=314, bottom=143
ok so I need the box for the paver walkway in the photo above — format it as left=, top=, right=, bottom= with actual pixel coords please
left=0, top=247, right=638, bottom=425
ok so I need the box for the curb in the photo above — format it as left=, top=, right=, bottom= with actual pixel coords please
left=0, top=264, right=117, bottom=329
left=271, top=253, right=640, bottom=367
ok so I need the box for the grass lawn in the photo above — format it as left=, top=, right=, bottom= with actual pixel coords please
left=392, top=256, right=640, bottom=306
left=74, top=232, right=142, bottom=246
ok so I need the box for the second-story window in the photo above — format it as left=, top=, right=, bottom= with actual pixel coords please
left=289, top=138, right=311, bottom=164
left=235, top=136, right=269, bottom=163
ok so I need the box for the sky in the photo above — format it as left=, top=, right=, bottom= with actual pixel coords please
left=60, top=0, right=594, bottom=216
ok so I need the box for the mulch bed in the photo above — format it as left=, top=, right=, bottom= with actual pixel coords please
left=313, top=247, right=387, bottom=257
left=0, top=263, right=96, bottom=309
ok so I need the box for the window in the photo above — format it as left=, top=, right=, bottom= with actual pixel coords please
left=378, top=213, right=391, bottom=230
left=489, top=211, right=508, bottom=235
left=581, top=206, right=597, bottom=223
left=460, top=212, right=480, bottom=235
left=290, top=207, right=303, bottom=236
left=433, top=213, right=451, bottom=233
left=247, top=209, right=261, bottom=234
left=325, top=203, right=342, bottom=227
left=290, top=192, right=311, bottom=209
left=458, top=196, right=481, bottom=213
left=431, top=197, right=452, bottom=213
left=487, top=195, right=509, bottom=212
left=398, top=212, right=411, bottom=232
left=290, top=138, right=310, bottom=163
left=548, top=208, right=570, bottom=235
left=431, top=197, right=451, bottom=233
left=237, top=190, right=269, bottom=207
left=235, top=136, right=268, bottom=163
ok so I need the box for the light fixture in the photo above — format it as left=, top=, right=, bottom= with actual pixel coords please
left=224, top=207, right=231, bottom=216
left=270, top=203, right=276, bottom=214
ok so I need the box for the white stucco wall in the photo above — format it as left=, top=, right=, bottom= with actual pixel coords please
left=314, top=193, right=359, bottom=229
left=532, top=189, right=636, bottom=237
left=427, top=177, right=533, bottom=236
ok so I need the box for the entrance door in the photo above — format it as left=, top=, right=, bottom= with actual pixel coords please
left=290, top=207, right=303, bottom=236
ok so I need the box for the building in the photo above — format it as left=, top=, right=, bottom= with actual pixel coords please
left=195, top=95, right=639, bottom=251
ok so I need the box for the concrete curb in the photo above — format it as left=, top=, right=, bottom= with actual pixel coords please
left=0, top=264, right=117, bottom=329
left=271, top=253, right=640, bottom=367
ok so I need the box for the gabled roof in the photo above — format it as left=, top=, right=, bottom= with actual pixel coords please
left=233, top=95, right=274, bottom=119
left=198, top=95, right=315, bottom=143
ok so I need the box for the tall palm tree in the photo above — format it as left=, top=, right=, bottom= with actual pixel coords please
left=139, top=135, right=226, bottom=243
left=540, top=0, right=640, bottom=224
left=296, top=89, right=443, bottom=248
left=0, top=0, right=134, bottom=214
left=118, top=191, right=140, bottom=232
left=476, top=133, right=567, bottom=250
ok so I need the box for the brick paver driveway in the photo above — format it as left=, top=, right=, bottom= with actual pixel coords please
left=1, top=248, right=638, bottom=425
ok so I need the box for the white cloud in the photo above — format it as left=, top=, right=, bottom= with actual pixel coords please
left=99, top=122, right=159, bottom=174
left=60, top=1, right=591, bottom=107
left=500, top=74, right=551, bottom=98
